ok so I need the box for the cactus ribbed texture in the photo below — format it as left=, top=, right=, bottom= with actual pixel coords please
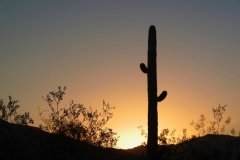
left=140, top=25, right=167, bottom=160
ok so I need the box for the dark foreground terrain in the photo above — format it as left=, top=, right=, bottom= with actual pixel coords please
left=0, top=119, right=142, bottom=160
left=127, top=134, right=240, bottom=160
left=1, top=119, right=240, bottom=160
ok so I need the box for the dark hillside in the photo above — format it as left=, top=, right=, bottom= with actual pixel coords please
left=0, top=119, right=141, bottom=160
left=176, top=134, right=240, bottom=159
left=126, top=134, right=240, bottom=160
left=1, top=119, right=240, bottom=160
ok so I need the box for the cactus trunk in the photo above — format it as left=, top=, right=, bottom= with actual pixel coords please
left=140, top=25, right=167, bottom=160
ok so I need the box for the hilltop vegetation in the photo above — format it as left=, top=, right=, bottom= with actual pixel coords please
left=38, top=86, right=118, bottom=148
left=0, top=96, right=34, bottom=125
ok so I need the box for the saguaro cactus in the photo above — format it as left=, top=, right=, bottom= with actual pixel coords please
left=140, top=25, right=167, bottom=160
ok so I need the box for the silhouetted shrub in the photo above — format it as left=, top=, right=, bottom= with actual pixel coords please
left=0, top=96, right=34, bottom=125
left=138, top=126, right=188, bottom=147
left=38, top=86, right=119, bottom=148
left=190, top=104, right=233, bottom=136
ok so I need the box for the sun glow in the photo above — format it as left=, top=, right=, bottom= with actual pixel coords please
left=115, top=129, right=146, bottom=149
left=117, top=139, right=142, bottom=149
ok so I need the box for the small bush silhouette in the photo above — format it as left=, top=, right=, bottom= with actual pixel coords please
left=138, top=126, right=188, bottom=147
left=0, top=96, right=34, bottom=125
left=38, top=86, right=119, bottom=148
left=190, top=104, right=232, bottom=136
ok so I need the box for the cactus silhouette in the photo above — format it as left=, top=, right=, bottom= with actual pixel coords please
left=140, top=25, right=167, bottom=160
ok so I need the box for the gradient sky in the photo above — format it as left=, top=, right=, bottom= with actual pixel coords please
left=1, top=1, right=240, bottom=149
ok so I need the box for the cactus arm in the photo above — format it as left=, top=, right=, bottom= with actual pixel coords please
left=140, top=63, right=148, bottom=73
left=157, top=91, right=167, bottom=102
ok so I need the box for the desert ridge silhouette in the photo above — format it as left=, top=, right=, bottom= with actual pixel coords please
left=140, top=25, right=167, bottom=160
left=0, top=119, right=144, bottom=160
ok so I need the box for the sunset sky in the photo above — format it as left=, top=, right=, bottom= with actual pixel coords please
left=1, top=1, right=240, bottom=149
